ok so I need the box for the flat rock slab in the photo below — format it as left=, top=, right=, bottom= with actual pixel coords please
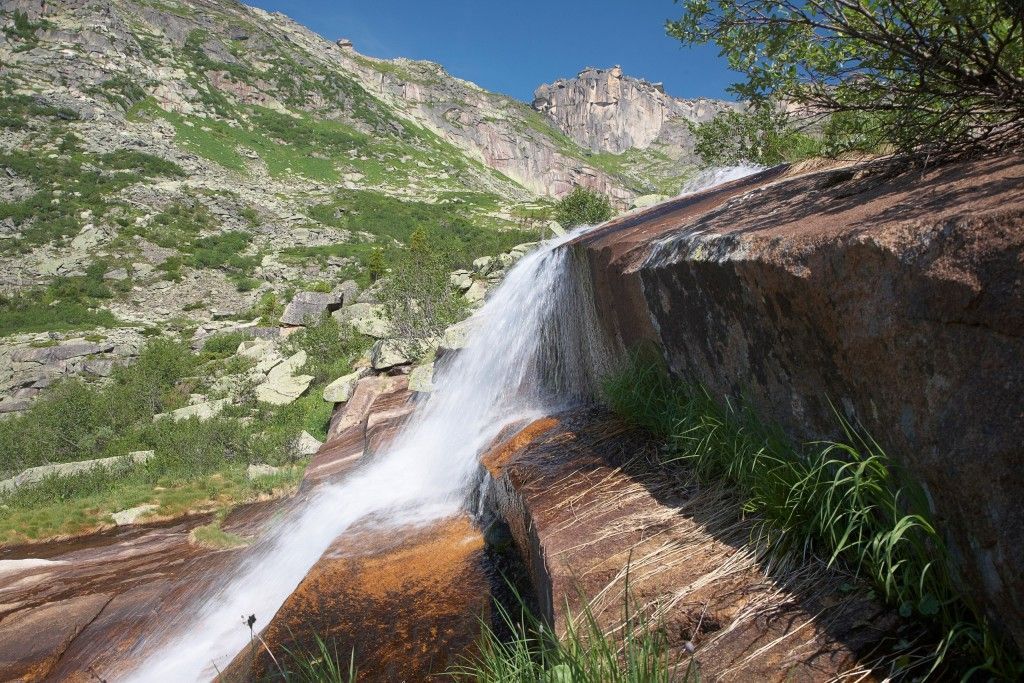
left=0, top=592, right=113, bottom=681
left=10, top=342, right=115, bottom=365
left=488, top=411, right=915, bottom=681
left=0, top=502, right=282, bottom=682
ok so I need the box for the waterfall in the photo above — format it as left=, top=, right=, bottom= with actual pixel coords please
left=125, top=166, right=763, bottom=681
left=124, top=227, right=605, bottom=682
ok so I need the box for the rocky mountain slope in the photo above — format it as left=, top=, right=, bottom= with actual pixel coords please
left=0, top=0, right=725, bottom=415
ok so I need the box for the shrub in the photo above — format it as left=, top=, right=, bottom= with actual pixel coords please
left=99, top=150, right=184, bottom=177
left=284, top=314, right=369, bottom=385
left=377, top=233, right=467, bottom=356
left=691, top=107, right=822, bottom=166
left=0, top=338, right=197, bottom=474
left=0, top=263, right=125, bottom=336
left=202, top=331, right=247, bottom=356
left=554, top=186, right=612, bottom=228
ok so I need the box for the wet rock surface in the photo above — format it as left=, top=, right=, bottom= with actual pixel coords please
left=487, top=411, right=912, bottom=680
left=0, top=375, right=439, bottom=681
left=576, top=154, right=1024, bottom=650
left=226, top=516, right=493, bottom=682
left=0, top=503, right=280, bottom=681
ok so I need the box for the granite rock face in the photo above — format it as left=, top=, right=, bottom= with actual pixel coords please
left=533, top=66, right=734, bottom=154
left=488, top=413, right=906, bottom=680
left=575, top=155, right=1024, bottom=650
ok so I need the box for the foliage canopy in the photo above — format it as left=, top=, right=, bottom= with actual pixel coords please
left=554, top=186, right=613, bottom=228
left=668, top=0, right=1024, bottom=156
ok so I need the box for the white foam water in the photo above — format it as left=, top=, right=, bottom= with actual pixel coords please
left=124, top=227, right=606, bottom=682
left=677, top=163, right=765, bottom=197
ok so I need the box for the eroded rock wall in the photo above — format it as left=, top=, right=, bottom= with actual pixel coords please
left=576, top=156, right=1024, bottom=649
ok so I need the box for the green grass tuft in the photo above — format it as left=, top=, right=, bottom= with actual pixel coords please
left=452, top=582, right=674, bottom=683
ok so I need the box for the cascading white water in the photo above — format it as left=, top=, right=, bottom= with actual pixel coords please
left=124, top=227, right=606, bottom=682
left=126, top=165, right=764, bottom=682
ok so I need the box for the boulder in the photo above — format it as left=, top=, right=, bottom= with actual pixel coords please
left=449, top=270, right=473, bottom=291
left=334, top=280, right=361, bottom=307
left=463, top=280, right=487, bottom=304
left=510, top=241, right=539, bottom=256
left=322, top=369, right=367, bottom=403
left=578, top=156, right=1024, bottom=649
left=334, top=303, right=393, bottom=338
left=247, top=463, right=281, bottom=480
left=237, top=338, right=276, bottom=362
left=111, top=503, right=158, bottom=526
left=256, top=351, right=313, bottom=405
left=472, top=256, right=493, bottom=275
left=280, top=291, right=342, bottom=326
left=439, top=318, right=475, bottom=353
left=294, top=431, right=323, bottom=456
left=156, top=398, right=228, bottom=422
left=371, top=339, right=414, bottom=370
left=408, top=363, right=435, bottom=393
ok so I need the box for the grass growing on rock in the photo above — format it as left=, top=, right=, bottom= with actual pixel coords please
left=451, top=578, right=674, bottom=683
left=602, top=352, right=1022, bottom=680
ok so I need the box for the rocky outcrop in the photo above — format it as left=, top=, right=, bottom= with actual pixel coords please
left=574, top=155, right=1024, bottom=650
left=332, top=49, right=635, bottom=205
left=0, top=450, right=153, bottom=494
left=533, top=66, right=732, bottom=154
left=486, top=413, right=908, bottom=679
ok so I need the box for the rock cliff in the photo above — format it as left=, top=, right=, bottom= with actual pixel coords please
left=533, top=66, right=730, bottom=155
left=574, top=155, right=1024, bottom=651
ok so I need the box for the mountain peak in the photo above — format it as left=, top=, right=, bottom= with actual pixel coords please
left=533, top=65, right=732, bottom=155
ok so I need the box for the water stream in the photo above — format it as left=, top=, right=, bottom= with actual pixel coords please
left=125, top=227, right=605, bottom=681
left=125, top=166, right=761, bottom=681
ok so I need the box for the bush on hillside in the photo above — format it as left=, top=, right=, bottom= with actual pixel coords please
left=378, top=227, right=467, bottom=356
left=554, top=186, right=613, bottom=228
left=669, top=0, right=1024, bottom=157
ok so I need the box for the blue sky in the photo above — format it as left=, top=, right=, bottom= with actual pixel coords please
left=247, top=1, right=738, bottom=103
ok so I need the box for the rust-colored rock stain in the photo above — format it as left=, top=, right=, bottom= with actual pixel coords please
left=480, top=417, right=560, bottom=477
left=226, top=516, right=492, bottom=682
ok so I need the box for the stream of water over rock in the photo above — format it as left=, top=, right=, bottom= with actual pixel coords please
left=125, top=167, right=761, bottom=681
left=125, top=227, right=608, bottom=681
